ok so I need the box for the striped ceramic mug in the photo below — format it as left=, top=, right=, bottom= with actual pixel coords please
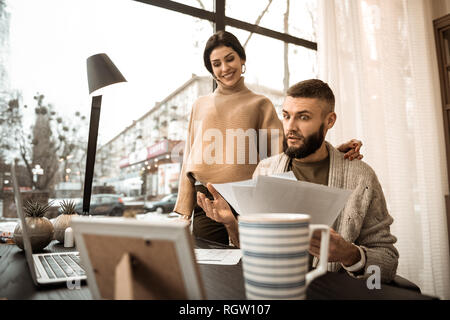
left=238, top=213, right=330, bottom=300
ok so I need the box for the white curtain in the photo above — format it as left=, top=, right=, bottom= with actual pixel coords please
left=318, top=0, right=450, bottom=299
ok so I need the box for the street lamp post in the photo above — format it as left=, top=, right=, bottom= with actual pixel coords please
left=32, top=164, right=44, bottom=190
left=66, top=168, right=72, bottom=182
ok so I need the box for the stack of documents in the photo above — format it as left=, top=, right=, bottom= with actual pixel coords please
left=195, top=249, right=242, bottom=265
left=213, top=172, right=352, bottom=226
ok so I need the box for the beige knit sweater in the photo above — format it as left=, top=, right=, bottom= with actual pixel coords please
left=174, top=77, right=284, bottom=216
left=253, top=142, right=399, bottom=283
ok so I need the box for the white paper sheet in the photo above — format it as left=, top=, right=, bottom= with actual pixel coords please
left=194, top=249, right=242, bottom=265
left=214, top=173, right=353, bottom=226
left=231, top=185, right=255, bottom=215
left=250, top=175, right=352, bottom=225
left=213, top=179, right=255, bottom=213
left=270, top=171, right=297, bottom=181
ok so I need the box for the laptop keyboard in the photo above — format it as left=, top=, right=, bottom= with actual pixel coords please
left=38, top=254, right=86, bottom=279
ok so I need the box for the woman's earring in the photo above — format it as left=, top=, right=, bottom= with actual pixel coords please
left=241, top=64, right=246, bottom=74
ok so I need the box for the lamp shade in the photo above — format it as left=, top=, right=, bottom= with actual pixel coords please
left=86, top=53, right=127, bottom=95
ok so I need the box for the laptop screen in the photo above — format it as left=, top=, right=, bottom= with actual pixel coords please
left=11, top=162, right=39, bottom=284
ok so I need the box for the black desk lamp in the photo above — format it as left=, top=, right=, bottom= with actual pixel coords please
left=83, top=53, right=127, bottom=214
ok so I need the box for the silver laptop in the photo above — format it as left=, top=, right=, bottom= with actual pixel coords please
left=11, top=162, right=87, bottom=285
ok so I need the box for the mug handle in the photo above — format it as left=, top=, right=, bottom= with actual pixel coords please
left=305, top=224, right=330, bottom=287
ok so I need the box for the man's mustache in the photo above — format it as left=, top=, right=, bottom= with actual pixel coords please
left=285, top=131, right=304, bottom=140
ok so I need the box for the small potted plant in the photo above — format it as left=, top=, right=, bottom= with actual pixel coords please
left=13, top=200, right=54, bottom=251
left=53, top=200, right=78, bottom=243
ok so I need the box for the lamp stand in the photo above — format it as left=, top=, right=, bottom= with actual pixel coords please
left=82, top=95, right=102, bottom=214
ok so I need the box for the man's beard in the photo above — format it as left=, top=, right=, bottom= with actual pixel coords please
left=283, top=123, right=325, bottom=159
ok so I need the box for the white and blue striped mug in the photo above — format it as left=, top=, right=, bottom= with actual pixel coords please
left=238, top=213, right=330, bottom=300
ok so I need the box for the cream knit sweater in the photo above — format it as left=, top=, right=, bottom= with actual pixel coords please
left=174, top=77, right=284, bottom=216
left=253, top=142, right=399, bottom=283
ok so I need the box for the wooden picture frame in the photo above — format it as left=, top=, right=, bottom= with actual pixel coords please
left=71, top=217, right=205, bottom=300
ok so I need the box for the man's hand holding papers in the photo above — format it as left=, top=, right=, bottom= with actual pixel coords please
left=197, top=184, right=240, bottom=247
left=310, top=228, right=361, bottom=267
left=212, top=174, right=352, bottom=226
left=197, top=186, right=233, bottom=226
left=197, top=174, right=352, bottom=251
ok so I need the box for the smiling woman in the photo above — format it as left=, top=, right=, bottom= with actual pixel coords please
left=173, top=31, right=285, bottom=244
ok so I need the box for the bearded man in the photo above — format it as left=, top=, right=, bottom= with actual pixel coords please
left=197, top=79, right=399, bottom=283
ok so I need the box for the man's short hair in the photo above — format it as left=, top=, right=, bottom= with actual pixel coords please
left=286, top=79, right=335, bottom=115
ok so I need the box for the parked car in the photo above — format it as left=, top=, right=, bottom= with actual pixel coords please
left=145, top=193, right=177, bottom=213
left=75, top=194, right=125, bottom=216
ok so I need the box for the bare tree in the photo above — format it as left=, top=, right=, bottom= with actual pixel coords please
left=28, top=97, right=59, bottom=190
left=195, top=0, right=214, bottom=28
left=243, top=0, right=274, bottom=49
left=195, top=0, right=274, bottom=49
left=306, top=0, right=318, bottom=77
left=0, top=93, right=23, bottom=159
left=2, top=93, right=87, bottom=191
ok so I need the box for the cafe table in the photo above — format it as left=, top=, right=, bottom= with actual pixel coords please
left=0, top=237, right=437, bottom=300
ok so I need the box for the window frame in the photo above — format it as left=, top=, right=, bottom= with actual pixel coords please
left=133, top=0, right=317, bottom=50
left=133, top=0, right=318, bottom=89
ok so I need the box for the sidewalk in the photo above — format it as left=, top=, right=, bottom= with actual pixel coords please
left=124, top=200, right=145, bottom=207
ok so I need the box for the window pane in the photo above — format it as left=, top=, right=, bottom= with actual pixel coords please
left=443, top=29, right=450, bottom=65
left=226, top=27, right=317, bottom=115
left=8, top=0, right=212, bottom=141
left=288, top=43, right=318, bottom=84
left=226, top=0, right=318, bottom=43
left=3, top=0, right=213, bottom=213
left=226, top=27, right=284, bottom=112
left=172, top=0, right=214, bottom=11
left=443, top=29, right=450, bottom=105
left=227, top=27, right=284, bottom=91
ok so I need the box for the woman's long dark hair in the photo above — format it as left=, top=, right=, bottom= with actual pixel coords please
left=203, top=30, right=246, bottom=75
